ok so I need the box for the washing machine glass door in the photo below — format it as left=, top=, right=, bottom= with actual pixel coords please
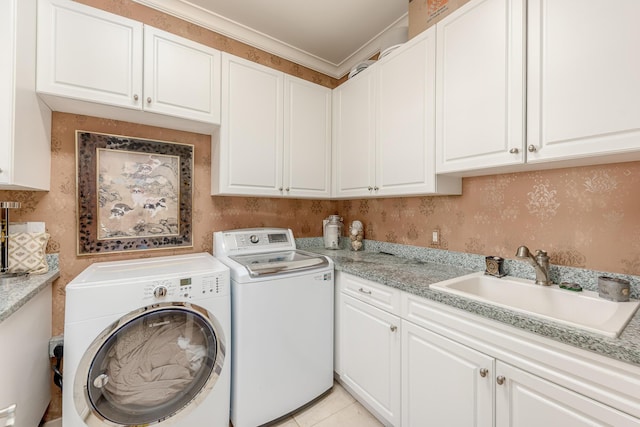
left=75, top=303, right=225, bottom=426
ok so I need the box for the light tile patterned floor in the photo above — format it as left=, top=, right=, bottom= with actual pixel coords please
left=268, top=382, right=383, bottom=427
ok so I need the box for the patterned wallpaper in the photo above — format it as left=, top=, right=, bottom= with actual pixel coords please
left=2, top=0, right=639, bottom=422
left=75, top=0, right=344, bottom=88
left=336, top=163, right=640, bottom=275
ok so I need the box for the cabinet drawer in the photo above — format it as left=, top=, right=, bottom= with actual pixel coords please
left=338, top=271, right=401, bottom=315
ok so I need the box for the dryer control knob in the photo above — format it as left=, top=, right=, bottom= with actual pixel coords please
left=154, top=286, right=168, bottom=298
left=249, top=234, right=259, bottom=244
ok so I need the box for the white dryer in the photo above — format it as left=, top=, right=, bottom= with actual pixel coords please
left=214, top=228, right=334, bottom=427
left=63, top=253, right=230, bottom=427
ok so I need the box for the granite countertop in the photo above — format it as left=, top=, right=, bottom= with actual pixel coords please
left=0, top=255, right=60, bottom=323
left=301, top=241, right=640, bottom=368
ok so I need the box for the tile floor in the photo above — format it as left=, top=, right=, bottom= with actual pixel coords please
left=267, top=382, right=383, bottom=427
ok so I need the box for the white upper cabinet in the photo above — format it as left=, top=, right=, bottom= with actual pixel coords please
left=143, top=26, right=220, bottom=124
left=0, top=0, right=51, bottom=190
left=283, top=75, right=332, bottom=198
left=435, top=0, right=525, bottom=174
left=215, top=53, right=283, bottom=197
left=36, top=0, right=221, bottom=132
left=37, top=0, right=143, bottom=110
left=526, top=0, right=640, bottom=165
left=213, top=53, right=331, bottom=198
left=333, top=28, right=461, bottom=198
left=332, top=67, right=376, bottom=198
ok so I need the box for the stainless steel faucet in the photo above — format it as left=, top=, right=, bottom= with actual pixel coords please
left=515, top=246, right=552, bottom=286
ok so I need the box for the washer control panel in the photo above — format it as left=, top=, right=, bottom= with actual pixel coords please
left=214, top=228, right=295, bottom=256
left=143, top=270, right=229, bottom=301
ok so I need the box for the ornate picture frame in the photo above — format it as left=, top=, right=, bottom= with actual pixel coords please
left=76, top=131, right=194, bottom=255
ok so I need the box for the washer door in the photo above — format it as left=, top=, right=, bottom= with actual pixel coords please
left=74, top=302, right=225, bottom=426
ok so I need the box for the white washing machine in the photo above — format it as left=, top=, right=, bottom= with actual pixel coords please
left=213, top=228, right=334, bottom=427
left=63, top=253, right=231, bottom=427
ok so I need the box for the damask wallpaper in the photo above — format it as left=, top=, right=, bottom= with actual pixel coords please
left=2, top=0, right=639, bottom=422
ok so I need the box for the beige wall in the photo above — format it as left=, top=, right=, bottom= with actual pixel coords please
left=1, top=0, right=639, bottom=421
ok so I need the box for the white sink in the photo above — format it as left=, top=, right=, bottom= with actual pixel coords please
left=430, top=272, right=640, bottom=338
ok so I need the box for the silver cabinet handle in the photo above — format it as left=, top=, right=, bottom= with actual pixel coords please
left=390, top=325, right=397, bottom=332
left=527, top=145, right=537, bottom=152
left=479, top=368, right=489, bottom=378
left=0, top=404, right=16, bottom=427
left=133, top=94, right=139, bottom=101
left=147, top=97, right=152, bottom=103
left=358, top=287, right=372, bottom=295
left=509, top=148, right=519, bottom=154
left=496, top=375, right=506, bottom=385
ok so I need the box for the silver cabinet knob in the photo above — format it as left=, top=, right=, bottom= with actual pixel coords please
left=527, top=145, right=537, bottom=152
left=368, top=186, right=373, bottom=191
left=509, top=148, right=519, bottom=154
left=147, top=97, right=152, bottom=103
left=285, top=187, right=290, bottom=192
left=133, top=94, right=139, bottom=101
left=374, top=186, right=379, bottom=191
left=279, top=187, right=283, bottom=191
left=496, top=375, right=506, bottom=385
left=479, top=368, right=489, bottom=378
left=390, top=325, right=397, bottom=332
left=0, top=168, right=3, bottom=173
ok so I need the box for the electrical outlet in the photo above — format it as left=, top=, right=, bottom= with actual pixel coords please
left=49, top=335, right=64, bottom=358
left=432, top=229, right=440, bottom=244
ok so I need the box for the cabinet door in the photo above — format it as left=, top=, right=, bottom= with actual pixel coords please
left=526, top=0, right=640, bottom=164
left=36, top=0, right=143, bottom=109
left=283, top=75, right=331, bottom=198
left=332, top=70, right=376, bottom=198
left=340, top=293, right=401, bottom=426
left=143, top=26, right=220, bottom=124
left=1, top=0, right=51, bottom=190
left=402, top=320, right=494, bottom=427
left=0, top=287, right=52, bottom=427
left=216, top=53, right=283, bottom=196
left=435, top=0, right=525, bottom=173
left=376, top=27, right=437, bottom=196
left=496, top=362, right=640, bottom=427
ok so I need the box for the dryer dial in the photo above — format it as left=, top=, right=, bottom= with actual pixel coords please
left=249, top=234, right=259, bottom=244
left=153, top=286, right=168, bottom=298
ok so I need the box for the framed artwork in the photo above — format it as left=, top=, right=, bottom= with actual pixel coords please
left=76, top=131, right=194, bottom=255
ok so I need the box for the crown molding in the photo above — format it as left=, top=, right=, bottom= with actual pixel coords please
left=132, top=0, right=407, bottom=79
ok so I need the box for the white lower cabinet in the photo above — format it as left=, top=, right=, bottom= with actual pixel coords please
left=496, top=361, right=640, bottom=427
left=402, top=320, right=493, bottom=426
left=337, top=272, right=401, bottom=426
left=337, top=272, right=640, bottom=426
left=0, top=286, right=52, bottom=427
left=402, top=318, right=640, bottom=427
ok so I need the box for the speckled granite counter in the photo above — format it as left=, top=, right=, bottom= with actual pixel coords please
left=0, top=254, right=60, bottom=323
left=298, top=239, right=640, bottom=367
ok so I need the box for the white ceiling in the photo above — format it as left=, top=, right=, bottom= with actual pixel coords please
left=133, top=0, right=409, bottom=78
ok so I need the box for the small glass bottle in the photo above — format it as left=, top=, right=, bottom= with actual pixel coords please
left=323, top=215, right=343, bottom=249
